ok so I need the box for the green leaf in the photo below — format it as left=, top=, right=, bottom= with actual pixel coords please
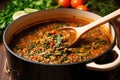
left=86, top=0, right=119, bottom=16
left=54, top=35, right=62, bottom=48
left=0, top=22, right=6, bottom=29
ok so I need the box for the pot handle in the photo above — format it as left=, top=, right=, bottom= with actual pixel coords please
left=86, top=45, right=120, bottom=71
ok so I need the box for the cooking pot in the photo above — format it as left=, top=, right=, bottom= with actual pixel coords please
left=3, top=8, right=120, bottom=80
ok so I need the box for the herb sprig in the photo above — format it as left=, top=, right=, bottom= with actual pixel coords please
left=0, top=0, right=59, bottom=39
left=86, top=0, right=119, bottom=16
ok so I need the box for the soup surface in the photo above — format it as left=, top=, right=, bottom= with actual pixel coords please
left=10, top=19, right=111, bottom=64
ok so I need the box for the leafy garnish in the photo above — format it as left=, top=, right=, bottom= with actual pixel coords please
left=54, top=34, right=63, bottom=48
left=0, top=0, right=59, bottom=39
left=86, top=0, right=119, bottom=16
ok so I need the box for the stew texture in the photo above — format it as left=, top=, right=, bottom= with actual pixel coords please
left=10, top=19, right=111, bottom=64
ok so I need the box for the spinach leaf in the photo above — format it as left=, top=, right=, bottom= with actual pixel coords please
left=54, top=35, right=62, bottom=48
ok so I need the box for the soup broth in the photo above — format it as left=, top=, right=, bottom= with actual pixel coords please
left=10, top=19, right=111, bottom=64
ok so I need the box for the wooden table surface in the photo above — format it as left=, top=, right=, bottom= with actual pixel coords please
left=0, top=1, right=120, bottom=80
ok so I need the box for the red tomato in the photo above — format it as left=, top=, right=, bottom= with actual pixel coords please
left=58, top=0, right=70, bottom=8
left=52, top=30, right=56, bottom=34
left=71, top=0, right=84, bottom=8
left=50, top=42, right=55, bottom=47
left=76, top=5, right=88, bottom=11
left=32, top=56, right=38, bottom=60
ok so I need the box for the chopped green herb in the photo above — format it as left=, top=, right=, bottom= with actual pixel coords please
left=54, top=35, right=63, bottom=48
left=43, top=41, right=50, bottom=48
left=60, top=57, right=68, bottom=63
left=86, top=0, right=119, bottom=16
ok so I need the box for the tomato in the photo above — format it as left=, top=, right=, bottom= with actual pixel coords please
left=50, top=42, right=55, bottom=47
left=58, top=0, right=70, bottom=8
left=52, top=30, right=57, bottom=34
left=71, top=0, right=84, bottom=8
left=32, top=56, right=38, bottom=60
left=76, top=5, right=89, bottom=11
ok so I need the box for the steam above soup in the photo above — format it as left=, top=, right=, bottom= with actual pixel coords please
left=10, top=18, right=111, bottom=64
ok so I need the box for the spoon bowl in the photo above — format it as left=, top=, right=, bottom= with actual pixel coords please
left=57, top=8, right=120, bottom=47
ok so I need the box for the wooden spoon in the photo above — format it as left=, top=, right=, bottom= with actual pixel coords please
left=57, top=8, right=120, bottom=47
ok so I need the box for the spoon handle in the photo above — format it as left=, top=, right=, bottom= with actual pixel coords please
left=78, top=8, right=120, bottom=34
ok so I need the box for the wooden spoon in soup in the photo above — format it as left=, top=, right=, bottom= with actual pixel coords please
left=55, top=9, right=120, bottom=47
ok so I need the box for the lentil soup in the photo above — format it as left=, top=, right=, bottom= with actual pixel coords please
left=10, top=19, right=111, bottom=64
